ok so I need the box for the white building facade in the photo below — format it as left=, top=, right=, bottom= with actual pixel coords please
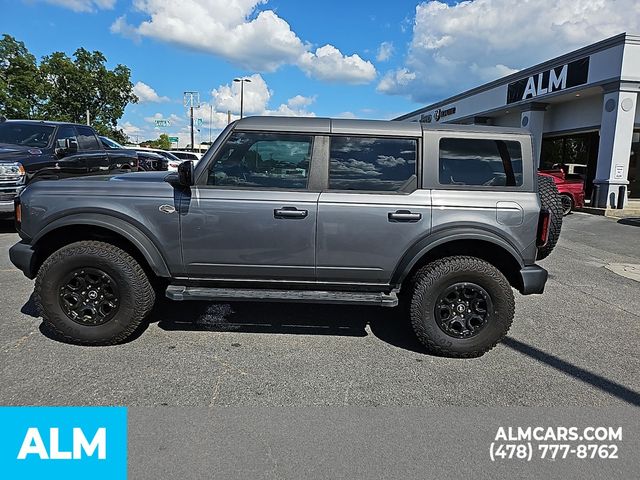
left=396, top=33, right=640, bottom=208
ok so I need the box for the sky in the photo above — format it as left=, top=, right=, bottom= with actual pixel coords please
left=2, top=0, right=640, bottom=146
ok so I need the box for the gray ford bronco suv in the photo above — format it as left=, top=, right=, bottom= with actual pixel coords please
left=9, top=117, right=561, bottom=357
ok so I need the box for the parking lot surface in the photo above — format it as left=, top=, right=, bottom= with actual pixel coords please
left=0, top=213, right=638, bottom=407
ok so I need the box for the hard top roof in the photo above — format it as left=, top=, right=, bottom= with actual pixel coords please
left=233, top=116, right=527, bottom=136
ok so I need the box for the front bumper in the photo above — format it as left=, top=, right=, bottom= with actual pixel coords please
left=519, top=265, right=548, bottom=295
left=0, top=200, right=14, bottom=215
left=9, top=241, right=37, bottom=279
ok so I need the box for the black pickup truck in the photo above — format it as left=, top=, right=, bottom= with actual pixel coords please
left=0, top=119, right=138, bottom=216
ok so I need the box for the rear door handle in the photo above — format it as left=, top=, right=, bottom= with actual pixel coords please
left=388, top=210, right=422, bottom=222
left=274, top=207, right=308, bottom=219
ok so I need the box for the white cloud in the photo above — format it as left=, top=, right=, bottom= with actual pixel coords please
left=143, top=112, right=182, bottom=124
left=376, top=41, right=394, bottom=62
left=38, top=0, right=115, bottom=12
left=378, top=0, right=640, bottom=102
left=122, top=74, right=317, bottom=147
left=376, top=155, right=406, bottom=168
left=298, top=45, right=376, bottom=84
left=208, top=74, right=316, bottom=118
left=286, top=94, right=316, bottom=108
left=377, top=68, right=416, bottom=93
left=133, top=81, right=170, bottom=103
left=111, top=0, right=376, bottom=84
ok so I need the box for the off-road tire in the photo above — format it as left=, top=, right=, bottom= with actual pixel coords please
left=537, top=174, right=563, bottom=260
left=409, top=256, right=515, bottom=358
left=34, top=241, right=155, bottom=345
left=560, top=194, right=574, bottom=216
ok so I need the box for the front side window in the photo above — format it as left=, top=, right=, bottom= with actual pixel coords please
left=329, top=137, right=417, bottom=192
left=439, top=138, right=523, bottom=187
left=207, top=132, right=312, bottom=189
left=55, top=126, right=77, bottom=147
left=76, top=126, right=101, bottom=151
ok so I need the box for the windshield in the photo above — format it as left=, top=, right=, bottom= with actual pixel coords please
left=172, top=152, right=197, bottom=160
left=0, top=123, right=55, bottom=148
left=157, top=150, right=180, bottom=162
left=100, top=136, right=123, bottom=149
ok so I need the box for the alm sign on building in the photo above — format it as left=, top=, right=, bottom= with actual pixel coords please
left=507, top=57, right=590, bottom=104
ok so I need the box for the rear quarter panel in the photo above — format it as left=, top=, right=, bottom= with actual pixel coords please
left=422, top=129, right=540, bottom=265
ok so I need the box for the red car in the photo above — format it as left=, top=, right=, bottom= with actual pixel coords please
left=539, top=170, right=585, bottom=215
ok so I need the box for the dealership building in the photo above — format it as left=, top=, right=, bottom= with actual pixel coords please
left=397, top=33, right=640, bottom=208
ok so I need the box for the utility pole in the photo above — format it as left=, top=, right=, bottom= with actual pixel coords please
left=209, top=104, right=213, bottom=143
left=227, top=110, right=231, bottom=124
left=190, top=106, right=194, bottom=150
left=183, top=91, right=200, bottom=150
left=86, top=109, right=90, bottom=126
left=233, top=78, right=251, bottom=119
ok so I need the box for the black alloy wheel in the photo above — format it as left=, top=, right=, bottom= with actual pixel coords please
left=58, top=267, right=120, bottom=326
left=434, top=282, right=493, bottom=338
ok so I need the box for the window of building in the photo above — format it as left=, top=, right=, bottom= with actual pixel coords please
left=207, top=132, right=312, bottom=189
left=439, top=138, right=523, bottom=187
left=76, top=126, right=101, bottom=151
left=329, top=137, right=417, bottom=192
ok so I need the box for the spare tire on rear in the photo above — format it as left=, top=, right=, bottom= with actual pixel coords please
left=536, top=174, right=563, bottom=260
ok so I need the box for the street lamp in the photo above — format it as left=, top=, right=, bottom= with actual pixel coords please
left=233, top=77, right=251, bottom=119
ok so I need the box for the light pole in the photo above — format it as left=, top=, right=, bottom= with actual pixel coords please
left=233, top=77, right=251, bottom=119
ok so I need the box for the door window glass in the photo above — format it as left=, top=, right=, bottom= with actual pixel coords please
left=439, top=138, right=523, bottom=187
left=207, top=132, right=312, bottom=189
left=76, top=126, right=101, bottom=151
left=55, top=126, right=77, bottom=148
left=328, top=137, right=417, bottom=192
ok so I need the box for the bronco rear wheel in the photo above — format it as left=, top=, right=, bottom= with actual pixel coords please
left=34, top=241, right=155, bottom=345
left=409, top=256, right=515, bottom=358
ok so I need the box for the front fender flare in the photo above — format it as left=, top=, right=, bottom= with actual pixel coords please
left=33, top=213, right=171, bottom=278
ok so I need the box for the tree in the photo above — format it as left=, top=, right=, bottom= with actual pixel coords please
left=140, top=134, right=171, bottom=150
left=39, top=48, right=137, bottom=138
left=0, top=35, right=43, bottom=118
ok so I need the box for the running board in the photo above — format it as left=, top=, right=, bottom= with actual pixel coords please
left=165, top=286, right=398, bottom=307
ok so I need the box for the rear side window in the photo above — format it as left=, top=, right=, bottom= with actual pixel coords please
left=439, top=138, right=523, bottom=187
left=329, top=137, right=417, bottom=192
left=76, top=126, right=101, bottom=151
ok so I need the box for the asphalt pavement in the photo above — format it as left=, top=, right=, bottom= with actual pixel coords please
left=0, top=213, right=638, bottom=407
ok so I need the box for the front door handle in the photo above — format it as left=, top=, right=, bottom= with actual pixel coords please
left=388, top=210, right=422, bottom=222
left=274, top=207, right=308, bottom=219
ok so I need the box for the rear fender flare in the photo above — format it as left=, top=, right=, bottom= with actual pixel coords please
left=391, top=226, right=525, bottom=286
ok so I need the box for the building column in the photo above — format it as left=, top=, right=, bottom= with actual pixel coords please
left=593, top=86, right=637, bottom=208
left=520, top=103, right=547, bottom=167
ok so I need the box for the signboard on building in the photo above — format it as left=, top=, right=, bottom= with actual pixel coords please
left=420, top=106, right=456, bottom=123
left=507, top=57, right=589, bottom=104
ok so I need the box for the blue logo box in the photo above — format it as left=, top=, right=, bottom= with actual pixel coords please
left=0, top=407, right=127, bottom=479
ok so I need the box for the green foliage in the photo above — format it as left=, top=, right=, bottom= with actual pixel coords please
left=140, top=133, right=171, bottom=150
left=0, top=35, right=136, bottom=140
left=0, top=35, right=44, bottom=118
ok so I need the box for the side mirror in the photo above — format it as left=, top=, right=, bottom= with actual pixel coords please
left=167, top=160, right=194, bottom=187
left=178, top=160, right=194, bottom=186
left=65, top=138, right=78, bottom=154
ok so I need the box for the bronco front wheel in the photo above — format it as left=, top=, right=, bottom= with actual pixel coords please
left=409, top=256, right=515, bottom=358
left=34, top=241, right=155, bottom=345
